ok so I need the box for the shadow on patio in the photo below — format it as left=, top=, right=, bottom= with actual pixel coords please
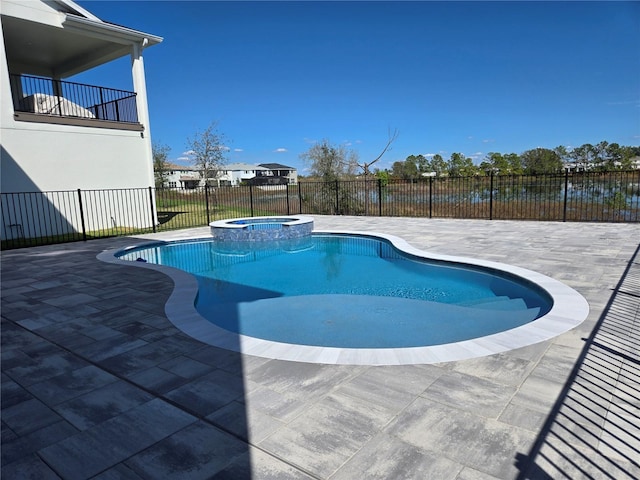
left=515, top=243, right=640, bottom=479
left=0, top=238, right=255, bottom=478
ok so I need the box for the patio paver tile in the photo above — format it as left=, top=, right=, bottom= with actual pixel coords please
left=1, top=218, right=638, bottom=479
left=164, top=369, right=246, bottom=417
left=38, top=398, right=196, bottom=480
left=385, top=396, right=535, bottom=479
left=26, top=365, right=118, bottom=406
left=1, top=419, right=78, bottom=467
left=125, top=421, right=248, bottom=479
left=52, top=380, right=155, bottom=430
left=1, top=397, right=63, bottom=436
left=1, top=454, right=63, bottom=480
left=330, top=432, right=462, bottom=480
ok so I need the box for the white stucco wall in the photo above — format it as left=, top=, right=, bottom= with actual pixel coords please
left=1, top=124, right=152, bottom=192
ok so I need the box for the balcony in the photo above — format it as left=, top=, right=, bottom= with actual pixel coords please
left=9, top=74, right=143, bottom=131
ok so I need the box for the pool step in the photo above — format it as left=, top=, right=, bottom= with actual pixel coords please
left=202, top=294, right=542, bottom=349
left=456, top=296, right=529, bottom=311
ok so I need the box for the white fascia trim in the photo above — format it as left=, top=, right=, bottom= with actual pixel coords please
left=52, top=0, right=101, bottom=22
left=62, top=13, right=163, bottom=47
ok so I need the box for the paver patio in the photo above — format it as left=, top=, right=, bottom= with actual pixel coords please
left=2, top=216, right=639, bottom=479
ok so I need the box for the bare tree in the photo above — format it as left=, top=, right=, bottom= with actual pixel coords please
left=356, top=127, right=399, bottom=178
left=186, top=122, right=228, bottom=186
left=356, top=128, right=399, bottom=214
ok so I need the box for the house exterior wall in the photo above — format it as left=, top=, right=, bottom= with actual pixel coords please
left=164, top=166, right=200, bottom=189
left=0, top=0, right=159, bottom=240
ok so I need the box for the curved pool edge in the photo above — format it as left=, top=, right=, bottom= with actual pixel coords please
left=96, top=230, right=589, bottom=366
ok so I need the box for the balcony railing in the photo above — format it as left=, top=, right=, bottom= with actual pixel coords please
left=9, top=73, right=139, bottom=124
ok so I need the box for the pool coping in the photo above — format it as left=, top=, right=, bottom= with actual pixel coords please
left=97, top=229, right=589, bottom=365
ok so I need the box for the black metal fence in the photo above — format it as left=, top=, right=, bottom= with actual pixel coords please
left=10, top=74, right=139, bottom=123
left=2, top=170, right=639, bottom=249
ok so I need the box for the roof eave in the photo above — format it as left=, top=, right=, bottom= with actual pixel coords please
left=62, top=13, right=163, bottom=48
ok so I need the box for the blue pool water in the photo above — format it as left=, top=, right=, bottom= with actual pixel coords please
left=118, top=234, right=552, bottom=348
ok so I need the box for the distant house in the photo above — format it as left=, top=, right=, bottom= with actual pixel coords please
left=1, top=0, right=162, bottom=239
left=259, top=163, right=298, bottom=184
left=164, top=164, right=201, bottom=189
left=217, top=163, right=270, bottom=186
left=156, top=162, right=299, bottom=189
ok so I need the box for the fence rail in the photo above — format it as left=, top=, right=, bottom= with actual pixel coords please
left=2, top=170, right=639, bottom=249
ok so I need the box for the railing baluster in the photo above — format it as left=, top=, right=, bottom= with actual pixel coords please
left=9, top=73, right=138, bottom=123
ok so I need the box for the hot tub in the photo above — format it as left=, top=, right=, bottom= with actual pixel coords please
left=209, top=216, right=314, bottom=242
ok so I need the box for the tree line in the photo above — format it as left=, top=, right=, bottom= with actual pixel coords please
left=390, top=142, right=640, bottom=180
left=153, top=122, right=639, bottom=189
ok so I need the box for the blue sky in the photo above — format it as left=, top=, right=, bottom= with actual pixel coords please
left=74, top=1, right=639, bottom=173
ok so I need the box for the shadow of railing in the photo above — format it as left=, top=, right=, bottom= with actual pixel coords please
left=515, top=243, right=640, bottom=479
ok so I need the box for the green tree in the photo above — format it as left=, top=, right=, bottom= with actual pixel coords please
left=505, top=153, right=523, bottom=175
left=416, top=154, right=430, bottom=174
left=521, top=148, right=563, bottom=174
left=553, top=145, right=570, bottom=165
left=430, top=154, right=448, bottom=176
left=481, top=152, right=508, bottom=174
left=391, top=158, right=419, bottom=180
left=153, top=142, right=171, bottom=188
left=300, top=139, right=358, bottom=181
left=299, top=139, right=359, bottom=214
left=375, top=169, right=390, bottom=187
left=186, top=121, right=228, bottom=186
left=447, top=153, right=476, bottom=177
left=572, top=143, right=598, bottom=169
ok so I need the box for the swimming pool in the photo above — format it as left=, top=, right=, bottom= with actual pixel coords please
left=101, top=230, right=589, bottom=365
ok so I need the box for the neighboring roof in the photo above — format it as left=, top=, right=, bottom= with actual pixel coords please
left=222, top=163, right=269, bottom=172
left=166, top=163, right=198, bottom=171
left=259, top=163, right=295, bottom=170
left=2, top=0, right=163, bottom=77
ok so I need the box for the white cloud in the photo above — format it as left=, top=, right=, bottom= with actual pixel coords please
left=274, top=148, right=288, bottom=153
left=482, top=139, right=495, bottom=144
left=176, top=156, right=190, bottom=162
left=234, top=148, right=244, bottom=152
left=182, top=150, right=196, bottom=156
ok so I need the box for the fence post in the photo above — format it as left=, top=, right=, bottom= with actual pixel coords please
left=298, top=182, right=303, bottom=214
left=249, top=184, right=254, bottom=217
left=148, top=186, right=157, bottom=233
left=335, top=180, right=340, bottom=214
left=378, top=178, right=383, bottom=216
left=286, top=184, right=291, bottom=215
left=77, top=188, right=87, bottom=241
left=489, top=171, right=494, bottom=220
left=205, top=185, right=211, bottom=224
left=563, top=169, right=569, bottom=222
left=429, top=176, right=433, bottom=218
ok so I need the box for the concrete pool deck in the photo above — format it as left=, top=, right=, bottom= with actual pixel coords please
left=2, top=217, right=639, bottom=479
